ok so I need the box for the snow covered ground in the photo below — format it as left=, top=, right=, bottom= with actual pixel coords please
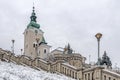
left=0, top=61, right=75, bottom=80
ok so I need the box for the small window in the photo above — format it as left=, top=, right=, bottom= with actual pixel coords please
left=44, top=49, right=46, bottom=53
left=33, top=44, right=35, bottom=47
left=36, top=44, right=37, bottom=47
left=109, top=77, right=111, bottom=80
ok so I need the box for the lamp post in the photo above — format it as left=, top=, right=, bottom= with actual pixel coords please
left=95, top=33, right=102, bottom=65
left=11, top=39, right=15, bottom=54
left=36, top=38, right=40, bottom=56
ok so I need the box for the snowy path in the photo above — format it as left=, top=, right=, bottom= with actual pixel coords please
left=0, top=61, right=74, bottom=80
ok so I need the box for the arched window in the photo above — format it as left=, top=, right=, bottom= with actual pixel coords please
left=44, top=49, right=47, bottom=53
left=85, top=74, right=87, bottom=80
left=92, top=72, right=94, bottom=80
left=73, top=71, right=74, bottom=78
left=70, top=70, right=71, bottom=76
left=33, top=44, right=35, bottom=47
left=75, top=72, right=77, bottom=79
left=88, top=73, right=90, bottom=80
left=65, top=68, right=66, bottom=74
left=63, top=67, right=64, bottom=73
left=67, top=69, right=69, bottom=76
left=104, top=75, right=106, bottom=80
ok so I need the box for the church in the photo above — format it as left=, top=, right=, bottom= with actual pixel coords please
left=24, top=6, right=51, bottom=59
left=22, top=6, right=120, bottom=80
left=0, top=6, right=120, bottom=80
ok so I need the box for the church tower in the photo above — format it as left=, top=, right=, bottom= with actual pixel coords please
left=24, top=6, right=51, bottom=59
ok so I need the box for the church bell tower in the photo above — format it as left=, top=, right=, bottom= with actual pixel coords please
left=24, top=6, right=51, bottom=59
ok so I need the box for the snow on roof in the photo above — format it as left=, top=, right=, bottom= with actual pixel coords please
left=56, top=47, right=64, bottom=51
left=52, top=47, right=64, bottom=52
left=62, top=63, right=77, bottom=70
left=103, top=69, right=120, bottom=77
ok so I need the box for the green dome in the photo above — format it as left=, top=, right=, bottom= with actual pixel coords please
left=27, top=21, right=40, bottom=29
left=27, top=6, right=40, bottom=29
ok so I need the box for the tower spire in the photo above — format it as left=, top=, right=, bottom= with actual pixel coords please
left=30, top=4, right=37, bottom=22
left=27, top=4, right=40, bottom=29
left=33, top=2, right=35, bottom=13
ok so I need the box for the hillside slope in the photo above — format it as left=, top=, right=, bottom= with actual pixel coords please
left=0, top=61, right=74, bottom=80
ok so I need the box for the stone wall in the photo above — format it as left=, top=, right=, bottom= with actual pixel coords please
left=0, top=48, right=80, bottom=79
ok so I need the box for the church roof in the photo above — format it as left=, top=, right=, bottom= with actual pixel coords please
left=27, top=21, right=40, bottom=29
left=41, top=36, right=47, bottom=44
left=27, top=6, right=40, bottom=29
left=64, top=44, right=73, bottom=54
left=101, top=51, right=112, bottom=67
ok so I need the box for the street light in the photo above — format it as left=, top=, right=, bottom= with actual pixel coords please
left=36, top=38, right=40, bottom=56
left=11, top=39, right=15, bottom=54
left=95, top=33, right=102, bottom=65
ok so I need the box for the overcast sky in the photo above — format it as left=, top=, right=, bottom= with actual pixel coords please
left=0, top=0, right=120, bottom=67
